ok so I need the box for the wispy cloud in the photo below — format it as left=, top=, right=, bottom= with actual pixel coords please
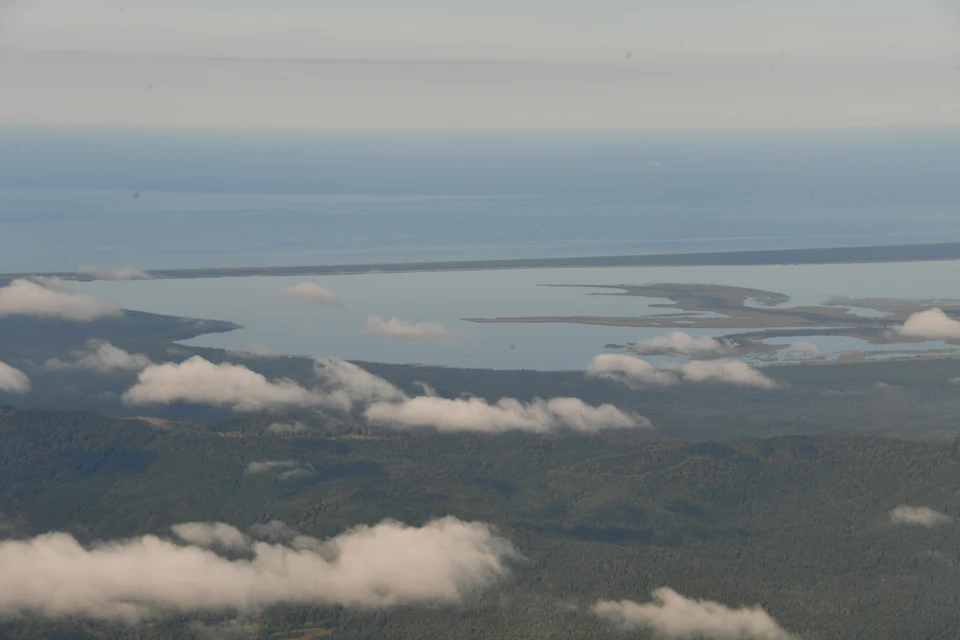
left=245, top=460, right=315, bottom=480
left=365, top=395, right=650, bottom=433
left=587, top=354, right=777, bottom=390
left=889, top=505, right=952, bottom=527
left=895, top=308, right=960, bottom=340
left=0, top=278, right=120, bottom=321
left=170, top=523, right=249, bottom=552
left=363, top=315, right=467, bottom=343
left=266, top=421, right=309, bottom=435
left=44, top=339, right=153, bottom=373
left=0, top=517, right=518, bottom=621
left=0, top=362, right=30, bottom=393
left=626, top=331, right=734, bottom=356
left=282, top=283, right=341, bottom=307
left=784, top=341, right=824, bottom=357
left=77, top=265, right=152, bottom=281
left=593, top=588, right=797, bottom=640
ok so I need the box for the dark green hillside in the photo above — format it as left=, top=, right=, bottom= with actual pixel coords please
left=2, top=407, right=960, bottom=639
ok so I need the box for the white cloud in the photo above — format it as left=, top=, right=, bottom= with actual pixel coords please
left=170, top=523, right=249, bottom=552
left=363, top=315, right=467, bottom=342
left=896, top=308, right=960, bottom=340
left=0, top=517, right=518, bottom=621
left=587, top=354, right=778, bottom=390
left=77, top=265, right=151, bottom=281
left=44, top=340, right=153, bottom=373
left=593, top=588, right=797, bottom=640
left=626, top=331, right=734, bottom=356
left=122, top=356, right=405, bottom=413
left=282, top=283, right=341, bottom=307
left=0, top=279, right=120, bottom=321
left=889, top=505, right=952, bottom=527
left=312, top=358, right=406, bottom=410
left=365, top=395, right=650, bottom=434
left=667, top=360, right=779, bottom=390
left=0, top=362, right=30, bottom=394
left=586, top=354, right=680, bottom=388
left=122, top=356, right=332, bottom=411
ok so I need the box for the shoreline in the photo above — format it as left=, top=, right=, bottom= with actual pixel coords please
left=4, top=241, right=960, bottom=283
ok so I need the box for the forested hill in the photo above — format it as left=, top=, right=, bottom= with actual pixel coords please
left=2, top=406, right=960, bottom=639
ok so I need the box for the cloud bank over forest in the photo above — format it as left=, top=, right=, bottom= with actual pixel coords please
left=587, top=354, right=778, bottom=390
left=0, top=279, right=120, bottom=321
left=896, top=308, right=960, bottom=340
left=0, top=517, right=518, bottom=621
left=594, top=588, right=797, bottom=640
left=122, top=355, right=646, bottom=433
left=366, top=395, right=650, bottom=433
left=0, top=362, right=30, bottom=393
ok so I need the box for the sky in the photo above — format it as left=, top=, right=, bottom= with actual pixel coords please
left=1, top=0, right=958, bottom=129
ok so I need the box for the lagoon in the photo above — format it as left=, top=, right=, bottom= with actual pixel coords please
left=76, top=260, right=960, bottom=371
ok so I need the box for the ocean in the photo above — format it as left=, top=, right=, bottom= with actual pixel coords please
left=3, top=127, right=960, bottom=272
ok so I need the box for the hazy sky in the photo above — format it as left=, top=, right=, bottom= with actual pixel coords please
left=1, top=0, right=958, bottom=129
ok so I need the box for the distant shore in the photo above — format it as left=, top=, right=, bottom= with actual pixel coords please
left=5, top=241, right=960, bottom=283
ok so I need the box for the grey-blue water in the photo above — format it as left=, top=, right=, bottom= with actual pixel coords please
left=76, top=261, right=960, bottom=370
left=3, top=128, right=960, bottom=272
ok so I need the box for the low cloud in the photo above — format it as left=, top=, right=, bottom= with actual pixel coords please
left=363, top=315, right=468, bottom=342
left=77, top=265, right=152, bottom=281
left=668, top=360, right=779, bottom=389
left=586, top=354, right=679, bottom=387
left=889, top=505, right=952, bottom=527
left=44, top=339, right=153, bottom=373
left=245, top=460, right=315, bottom=480
left=312, top=357, right=407, bottom=411
left=0, top=362, right=30, bottom=394
left=122, top=356, right=405, bottom=413
left=366, top=395, right=650, bottom=433
left=121, top=355, right=643, bottom=436
left=587, top=354, right=777, bottom=390
left=593, top=588, right=797, bottom=640
left=123, top=357, right=331, bottom=411
left=0, top=517, right=518, bottom=621
left=0, top=278, right=121, bottom=321
left=282, top=282, right=341, bottom=307
left=626, top=331, right=734, bottom=356
left=896, top=308, right=960, bottom=340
